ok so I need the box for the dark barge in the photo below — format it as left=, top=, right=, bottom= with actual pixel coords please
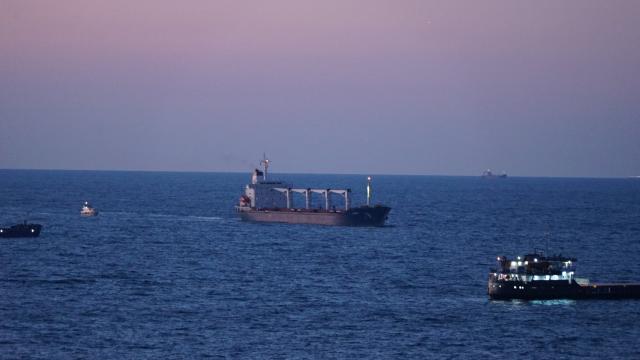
left=235, top=156, right=391, bottom=227
left=488, top=252, right=640, bottom=300
left=0, top=221, right=42, bottom=238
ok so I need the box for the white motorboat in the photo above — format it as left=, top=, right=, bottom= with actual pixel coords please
left=81, top=201, right=98, bottom=217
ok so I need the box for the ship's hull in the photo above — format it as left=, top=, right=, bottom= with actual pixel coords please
left=488, top=277, right=640, bottom=300
left=237, top=206, right=391, bottom=227
left=0, top=224, right=42, bottom=238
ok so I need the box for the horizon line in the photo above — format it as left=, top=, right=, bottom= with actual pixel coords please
left=0, top=167, right=636, bottom=180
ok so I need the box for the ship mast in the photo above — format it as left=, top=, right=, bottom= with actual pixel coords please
left=260, top=153, right=270, bottom=181
left=366, top=176, right=372, bottom=206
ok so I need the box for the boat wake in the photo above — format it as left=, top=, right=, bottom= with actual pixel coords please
left=147, top=213, right=224, bottom=222
left=98, top=211, right=224, bottom=222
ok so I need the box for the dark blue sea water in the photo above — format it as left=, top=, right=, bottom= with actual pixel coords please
left=2, top=170, right=640, bottom=359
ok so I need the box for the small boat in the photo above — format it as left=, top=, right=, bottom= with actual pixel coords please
left=80, top=201, right=98, bottom=217
left=0, top=221, right=42, bottom=238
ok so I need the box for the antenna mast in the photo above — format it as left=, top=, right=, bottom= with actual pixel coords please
left=260, top=153, right=270, bottom=181
left=366, top=176, right=372, bottom=206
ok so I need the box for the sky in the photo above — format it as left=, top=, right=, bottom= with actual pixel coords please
left=1, top=0, right=639, bottom=177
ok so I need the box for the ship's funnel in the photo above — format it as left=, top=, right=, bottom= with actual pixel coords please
left=252, top=169, right=263, bottom=184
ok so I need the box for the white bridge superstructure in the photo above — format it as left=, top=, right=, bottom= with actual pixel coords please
left=241, top=164, right=353, bottom=211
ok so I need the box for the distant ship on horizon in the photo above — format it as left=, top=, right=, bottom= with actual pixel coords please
left=482, top=169, right=507, bottom=178
left=235, top=156, right=391, bottom=226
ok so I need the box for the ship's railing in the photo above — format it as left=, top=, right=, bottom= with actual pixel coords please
left=494, top=271, right=575, bottom=282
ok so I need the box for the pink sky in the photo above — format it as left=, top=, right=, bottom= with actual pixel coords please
left=1, top=1, right=639, bottom=176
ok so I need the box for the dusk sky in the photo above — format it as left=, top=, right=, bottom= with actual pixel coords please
left=1, top=0, right=639, bottom=177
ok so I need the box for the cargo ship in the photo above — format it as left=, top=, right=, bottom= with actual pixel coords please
left=482, top=169, right=507, bottom=178
left=0, top=221, right=42, bottom=238
left=235, top=157, right=391, bottom=226
left=488, top=252, right=640, bottom=300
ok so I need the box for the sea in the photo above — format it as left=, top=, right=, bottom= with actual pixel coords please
left=1, top=170, right=640, bottom=359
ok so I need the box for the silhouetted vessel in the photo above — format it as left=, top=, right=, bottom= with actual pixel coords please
left=0, top=221, right=42, bottom=238
left=488, top=251, right=640, bottom=300
left=482, top=169, right=507, bottom=178
left=235, top=156, right=391, bottom=226
left=81, top=201, right=98, bottom=217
